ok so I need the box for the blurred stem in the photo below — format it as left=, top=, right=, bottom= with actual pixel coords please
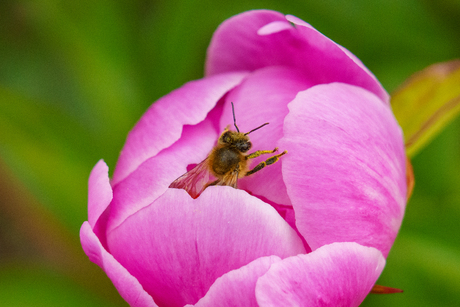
left=0, top=158, right=125, bottom=306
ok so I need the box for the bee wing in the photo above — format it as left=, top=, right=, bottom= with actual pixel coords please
left=169, top=160, right=241, bottom=198
left=169, top=158, right=217, bottom=199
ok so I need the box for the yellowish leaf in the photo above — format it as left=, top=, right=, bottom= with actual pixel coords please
left=391, top=60, right=460, bottom=157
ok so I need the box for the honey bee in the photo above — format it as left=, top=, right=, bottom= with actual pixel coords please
left=169, top=102, right=287, bottom=199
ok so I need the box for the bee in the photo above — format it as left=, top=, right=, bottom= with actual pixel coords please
left=169, top=102, right=287, bottom=199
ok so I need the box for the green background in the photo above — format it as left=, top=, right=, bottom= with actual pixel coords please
left=1, top=0, right=459, bottom=306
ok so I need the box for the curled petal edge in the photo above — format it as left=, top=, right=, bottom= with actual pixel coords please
left=193, top=256, right=282, bottom=307
left=255, top=242, right=386, bottom=307
left=80, top=222, right=158, bottom=307
left=87, top=159, right=113, bottom=228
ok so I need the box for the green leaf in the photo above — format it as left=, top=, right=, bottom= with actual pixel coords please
left=391, top=60, right=460, bottom=157
left=0, top=263, right=125, bottom=307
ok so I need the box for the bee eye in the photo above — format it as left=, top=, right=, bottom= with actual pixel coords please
left=238, top=141, right=251, bottom=153
left=221, top=132, right=231, bottom=143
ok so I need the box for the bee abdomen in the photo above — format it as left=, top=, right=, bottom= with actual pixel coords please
left=211, top=147, right=240, bottom=176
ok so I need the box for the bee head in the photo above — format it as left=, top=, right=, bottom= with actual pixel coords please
left=219, top=130, right=252, bottom=153
left=220, top=102, right=267, bottom=153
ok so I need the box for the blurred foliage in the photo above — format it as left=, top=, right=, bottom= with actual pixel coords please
left=0, top=0, right=459, bottom=306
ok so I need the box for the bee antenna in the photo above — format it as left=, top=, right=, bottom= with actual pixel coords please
left=231, top=102, right=240, bottom=133
left=245, top=122, right=269, bottom=135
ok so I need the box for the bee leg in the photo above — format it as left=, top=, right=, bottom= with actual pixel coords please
left=246, top=147, right=279, bottom=160
left=245, top=150, right=287, bottom=176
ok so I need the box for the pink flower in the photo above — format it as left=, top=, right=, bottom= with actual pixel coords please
left=80, top=10, right=407, bottom=307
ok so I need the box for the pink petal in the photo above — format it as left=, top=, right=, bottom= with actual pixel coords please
left=87, top=160, right=113, bottom=229
left=193, top=256, right=282, bottom=307
left=283, top=15, right=377, bottom=85
left=219, top=66, right=313, bottom=206
left=107, top=187, right=306, bottom=307
left=280, top=83, right=406, bottom=257
left=80, top=222, right=157, bottom=307
left=206, top=10, right=388, bottom=104
left=255, top=242, right=385, bottom=307
left=206, top=10, right=285, bottom=76
left=112, top=71, right=248, bottom=186
left=107, top=120, right=218, bottom=233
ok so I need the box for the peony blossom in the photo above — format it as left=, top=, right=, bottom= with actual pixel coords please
left=80, top=10, right=407, bottom=307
